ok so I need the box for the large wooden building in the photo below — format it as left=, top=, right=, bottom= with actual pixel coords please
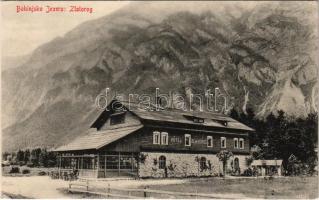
left=54, top=99, right=254, bottom=178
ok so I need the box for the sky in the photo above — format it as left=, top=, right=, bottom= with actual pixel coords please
left=1, top=1, right=131, bottom=57
left=2, top=1, right=316, bottom=58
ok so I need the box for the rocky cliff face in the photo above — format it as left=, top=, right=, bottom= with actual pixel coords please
left=2, top=2, right=317, bottom=151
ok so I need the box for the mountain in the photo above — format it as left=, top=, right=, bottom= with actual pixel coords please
left=2, top=1, right=318, bottom=151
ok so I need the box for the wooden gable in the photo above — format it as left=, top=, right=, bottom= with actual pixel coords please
left=100, top=111, right=142, bottom=130
left=90, top=100, right=142, bottom=131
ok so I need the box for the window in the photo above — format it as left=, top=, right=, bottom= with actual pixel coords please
left=161, top=132, right=168, bottom=145
left=153, top=131, right=160, bottom=145
left=213, top=119, right=228, bottom=126
left=194, top=118, right=205, bottom=123
left=234, top=157, right=240, bottom=173
left=207, top=136, right=213, bottom=147
left=221, top=121, right=228, bottom=126
left=159, top=156, right=166, bottom=169
left=153, top=131, right=169, bottom=145
left=200, top=157, right=207, bottom=171
left=183, top=115, right=204, bottom=123
left=239, top=138, right=244, bottom=149
left=110, top=113, right=125, bottom=125
left=221, top=137, right=226, bottom=148
left=234, top=138, right=239, bottom=149
left=185, top=134, right=191, bottom=146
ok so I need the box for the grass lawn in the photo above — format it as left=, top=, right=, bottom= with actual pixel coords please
left=141, top=176, right=318, bottom=199
left=2, top=175, right=317, bottom=198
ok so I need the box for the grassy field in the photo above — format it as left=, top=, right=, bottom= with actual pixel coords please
left=141, top=176, right=318, bottom=199
left=2, top=175, right=317, bottom=198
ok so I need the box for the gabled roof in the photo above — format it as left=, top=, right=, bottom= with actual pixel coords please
left=119, top=101, right=254, bottom=132
left=54, top=100, right=254, bottom=152
left=53, top=125, right=143, bottom=152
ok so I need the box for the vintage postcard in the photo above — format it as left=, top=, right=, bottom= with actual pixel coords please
left=1, top=1, right=318, bottom=199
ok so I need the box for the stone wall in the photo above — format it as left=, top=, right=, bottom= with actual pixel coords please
left=138, top=152, right=249, bottom=178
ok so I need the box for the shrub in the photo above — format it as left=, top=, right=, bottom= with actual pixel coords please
left=226, top=169, right=233, bottom=174
left=9, top=166, right=20, bottom=173
left=38, top=171, right=46, bottom=176
left=22, top=169, right=30, bottom=174
left=47, top=160, right=56, bottom=167
left=242, top=168, right=253, bottom=176
left=26, top=161, right=34, bottom=167
left=136, top=153, right=147, bottom=164
left=167, top=163, right=176, bottom=171
left=207, top=160, right=212, bottom=171
left=18, top=161, right=25, bottom=166
left=153, top=158, right=157, bottom=166
left=10, top=161, right=17, bottom=165
left=245, top=156, right=254, bottom=166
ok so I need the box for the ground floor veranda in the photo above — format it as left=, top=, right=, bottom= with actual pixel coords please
left=56, top=151, right=250, bottom=179
left=57, top=152, right=138, bottom=178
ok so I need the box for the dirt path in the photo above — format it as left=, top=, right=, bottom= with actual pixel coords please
left=1, top=192, right=30, bottom=199
left=2, top=176, right=246, bottom=199
left=2, top=176, right=71, bottom=198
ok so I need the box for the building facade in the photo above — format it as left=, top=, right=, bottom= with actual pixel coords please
left=54, top=99, right=254, bottom=178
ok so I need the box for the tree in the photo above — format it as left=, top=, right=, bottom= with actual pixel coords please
left=30, top=148, right=42, bottom=167
left=216, top=150, right=233, bottom=176
left=46, top=151, right=57, bottom=167
left=24, top=149, right=30, bottom=163
left=305, top=113, right=318, bottom=144
left=11, top=152, right=17, bottom=162
left=16, top=150, right=24, bottom=162
left=228, top=107, right=318, bottom=175
left=39, top=149, right=48, bottom=167
left=2, top=152, right=10, bottom=161
left=229, top=108, right=239, bottom=120
left=244, top=107, right=256, bottom=128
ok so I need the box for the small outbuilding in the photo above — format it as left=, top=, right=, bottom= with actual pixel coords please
left=251, top=160, right=283, bottom=176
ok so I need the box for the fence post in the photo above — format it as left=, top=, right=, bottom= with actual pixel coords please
left=195, top=189, right=198, bottom=199
left=86, top=180, right=89, bottom=196
left=107, top=183, right=110, bottom=198
left=144, top=186, right=148, bottom=198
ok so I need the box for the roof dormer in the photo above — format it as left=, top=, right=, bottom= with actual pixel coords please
left=183, top=115, right=205, bottom=123
left=213, top=119, right=228, bottom=126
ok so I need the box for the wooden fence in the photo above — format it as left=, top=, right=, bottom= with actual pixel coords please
left=68, top=180, right=232, bottom=199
